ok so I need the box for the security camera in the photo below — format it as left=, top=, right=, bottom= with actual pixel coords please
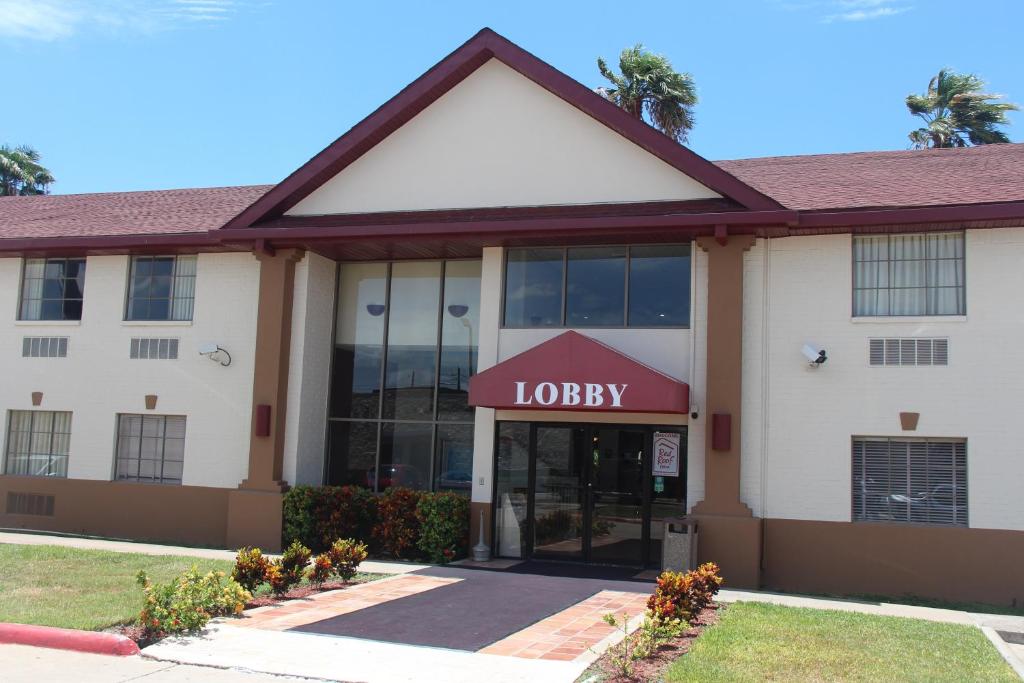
left=198, top=342, right=232, bottom=367
left=801, top=343, right=827, bottom=368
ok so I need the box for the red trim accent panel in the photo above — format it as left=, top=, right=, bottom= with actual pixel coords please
left=468, top=331, right=689, bottom=413
left=255, top=404, right=272, bottom=437
left=0, top=623, right=140, bottom=656
left=711, top=414, right=732, bottom=451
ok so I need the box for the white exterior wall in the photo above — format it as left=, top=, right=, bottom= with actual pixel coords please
left=0, top=252, right=259, bottom=488
left=742, top=230, right=1024, bottom=531
left=282, top=252, right=335, bottom=486
left=287, top=59, right=719, bottom=216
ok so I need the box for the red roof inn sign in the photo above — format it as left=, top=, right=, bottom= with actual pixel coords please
left=468, top=331, right=690, bottom=414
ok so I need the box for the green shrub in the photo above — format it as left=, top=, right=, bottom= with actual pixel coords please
left=306, top=554, right=333, bottom=586
left=136, top=567, right=250, bottom=637
left=326, top=538, right=368, bottom=581
left=231, top=546, right=270, bottom=592
left=263, top=540, right=312, bottom=596
left=373, top=487, right=423, bottom=559
left=282, top=485, right=377, bottom=552
left=647, top=562, right=723, bottom=625
left=416, top=492, right=470, bottom=563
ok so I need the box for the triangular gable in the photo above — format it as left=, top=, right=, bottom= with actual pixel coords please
left=224, top=28, right=781, bottom=229
left=468, top=331, right=690, bottom=413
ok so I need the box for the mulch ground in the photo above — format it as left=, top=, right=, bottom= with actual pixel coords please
left=581, top=604, right=721, bottom=683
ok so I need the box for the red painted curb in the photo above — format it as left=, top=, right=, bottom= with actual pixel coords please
left=0, top=623, right=140, bottom=656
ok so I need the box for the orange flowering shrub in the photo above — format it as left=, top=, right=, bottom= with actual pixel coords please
left=231, top=546, right=270, bottom=592
left=306, top=554, right=333, bottom=586
left=136, top=567, right=250, bottom=637
left=646, top=562, right=723, bottom=625
left=326, top=538, right=368, bottom=581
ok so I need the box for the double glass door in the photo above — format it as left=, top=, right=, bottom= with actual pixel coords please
left=526, top=424, right=682, bottom=566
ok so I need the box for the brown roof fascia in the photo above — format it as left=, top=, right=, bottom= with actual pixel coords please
left=0, top=232, right=230, bottom=257
left=222, top=28, right=782, bottom=230
left=793, top=200, right=1024, bottom=230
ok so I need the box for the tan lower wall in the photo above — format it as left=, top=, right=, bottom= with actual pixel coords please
left=763, top=519, right=1024, bottom=606
left=0, top=476, right=232, bottom=548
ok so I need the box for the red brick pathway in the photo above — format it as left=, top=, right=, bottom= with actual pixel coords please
left=478, top=590, right=650, bottom=661
left=234, top=575, right=460, bottom=631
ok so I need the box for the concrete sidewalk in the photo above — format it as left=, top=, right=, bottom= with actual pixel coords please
left=0, top=530, right=426, bottom=575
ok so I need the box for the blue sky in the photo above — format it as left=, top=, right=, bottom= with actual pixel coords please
left=1, top=0, right=1020, bottom=195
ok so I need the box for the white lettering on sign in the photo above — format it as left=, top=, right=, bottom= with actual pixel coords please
left=653, top=431, right=681, bottom=477
left=513, top=381, right=628, bottom=408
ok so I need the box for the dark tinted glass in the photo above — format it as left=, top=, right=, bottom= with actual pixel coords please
left=434, top=423, right=474, bottom=494
left=565, top=247, right=626, bottom=326
left=503, top=249, right=563, bottom=327
left=326, top=421, right=378, bottom=487
left=382, top=262, right=442, bottom=420
left=628, top=245, right=690, bottom=326
left=378, top=422, right=433, bottom=492
left=330, top=263, right=387, bottom=419
left=495, top=422, right=530, bottom=558
left=438, top=260, right=481, bottom=421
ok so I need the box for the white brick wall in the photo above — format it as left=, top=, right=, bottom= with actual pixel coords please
left=742, top=230, right=1024, bottom=531
left=0, top=252, right=259, bottom=488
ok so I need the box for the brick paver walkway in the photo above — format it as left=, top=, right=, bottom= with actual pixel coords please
left=235, top=575, right=461, bottom=631
left=478, top=590, right=650, bottom=661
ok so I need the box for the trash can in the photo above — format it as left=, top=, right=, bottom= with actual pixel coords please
left=661, top=516, right=698, bottom=572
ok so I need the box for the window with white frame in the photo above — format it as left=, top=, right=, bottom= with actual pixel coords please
left=125, top=255, right=197, bottom=321
left=4, top=411, right=72, bottom=477
left=19, top=258, right=86, bottom=321
left=852, top=437, right=967, bottom=526
left=114, top=414, right=186, bottom=484
left=853, top=232, right=965, bottom=317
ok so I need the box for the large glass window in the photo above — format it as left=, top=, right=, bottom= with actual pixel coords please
left=19, top=258, right=86, bottom=321
left=126, top=255, right=197, bottom=321
left=852, top=437, right=967, bottom=526
left=326, top=260, right=480, bottom=493
left=853, top=233, right=965, bottom=316
left=503, top=245, right=691, bottom=328
left=115, top=414, right=186, bottom=485
left=4, top=411, right=72, bottom=477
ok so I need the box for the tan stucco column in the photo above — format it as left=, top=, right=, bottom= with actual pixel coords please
left=691, top=234, right=762, bottom=588
left=227, top=248, right=304, bottom=552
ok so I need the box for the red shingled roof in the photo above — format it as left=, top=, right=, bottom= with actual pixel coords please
left=0, top=185, right=272, bottom=240
left=1, top=144, right=1023, bottom=242
left=716, top=143, right=1024, bottom=211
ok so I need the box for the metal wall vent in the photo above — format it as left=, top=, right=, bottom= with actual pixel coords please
left=5, top=492, right=55, bottom=516
left=22, top=337, right=68, bottom=358
left=130, top=338, right=179, bottom=360
left=869, top=338, right=948, bottom=366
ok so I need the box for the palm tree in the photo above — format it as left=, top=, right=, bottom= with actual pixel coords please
left=597, top=45, right=697, bottom=143
left=906, top=70, right=1018, bottom=149
left=0, top=145, right=55, bottom=196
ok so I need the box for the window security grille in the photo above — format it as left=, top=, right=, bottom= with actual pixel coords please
left=130, top=338, right=179, bottom=360
left=852, top=437, right=967, bottom=526
left=869, top=338, right=948, bottom=366
left=22, top=337, right=68, bottom=358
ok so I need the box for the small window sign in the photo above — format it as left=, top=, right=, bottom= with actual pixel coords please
left=653, top=432, right=681, bottom=477
left=654, top=476, right=665, bottom=493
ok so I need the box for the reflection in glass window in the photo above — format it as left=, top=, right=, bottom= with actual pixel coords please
left=503, top=249, right=563, bottom=327
left=126, top=255, right=196, bottom=321
left=494, top=423, right=530, bottom=559
left=438, top=260, right=482, bottom=421
left=331, top=263, right=387, bottom=419
left=383, top=262, right=442, bottom=420
left=326, top=260, right=479, bottom=493
left=628, top=245, right=691, bottom=326
left=566, top=247, right=626, bottom=326
left=4, top=410, right=72, bottom=477
left=19, top=258, right=86, bottom=321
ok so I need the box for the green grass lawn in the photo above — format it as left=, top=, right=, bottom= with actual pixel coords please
left=666, top=602, right=1018, bottom=683
left=0, top=543, right=384, bottom=631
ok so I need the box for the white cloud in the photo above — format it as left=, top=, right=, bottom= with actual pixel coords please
left=772, top=0, right=914, bottom=23
left=0, top=0, right=252, bottom=41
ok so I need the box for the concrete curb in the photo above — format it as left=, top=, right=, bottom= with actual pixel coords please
left=982, top=627, right=1024, bottom=681
left=0, top=623, right=140, bottom=656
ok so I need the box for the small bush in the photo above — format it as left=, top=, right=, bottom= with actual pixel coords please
left=264, top=562, right=294, bottom=596
left=374, top=487, right=423, bottom=559
left=327, top=538, right=368, bottom=581
left=136, top=567, right=250, bottom=637
left=264, top=540, right=312, bottom=596
left=416, top=492, right=470, bottom=563
left=231, top=546, right=270, bottom=593
left=282, top=485, right=378, bottom=552
left=281, top=540, right=312, bottom=576
left=647, top=562, right=723, bottom=625
left=307, top=554, right=333, bottom=586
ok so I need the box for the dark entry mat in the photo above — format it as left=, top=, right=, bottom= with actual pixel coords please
left=289, top=564, right=652, bottom=651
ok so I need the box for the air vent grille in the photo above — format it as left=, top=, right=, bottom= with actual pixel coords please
left=130, top=338, right=179, bottom=360
left=869, top=338, right=948, bottom=366
left=6, top=492, right=55, bottom=516
left=22, top=337, right=68, bottom=358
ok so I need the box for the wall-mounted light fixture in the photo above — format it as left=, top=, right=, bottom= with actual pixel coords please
left=198, top=342, right=232, bottom=367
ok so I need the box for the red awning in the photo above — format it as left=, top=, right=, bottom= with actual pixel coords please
left=468, top=331, right=690, bottom=414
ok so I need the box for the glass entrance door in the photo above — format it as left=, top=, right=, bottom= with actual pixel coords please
left=589, top=428, right=647, bottom=565
left=532, top=426, right=587, bottom=560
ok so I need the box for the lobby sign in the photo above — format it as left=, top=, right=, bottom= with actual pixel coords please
left=653, top=432, right=681, bottom=477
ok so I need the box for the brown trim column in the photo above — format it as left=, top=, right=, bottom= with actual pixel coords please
left=691, top=234, right=762, bottom=588
left=228, top=248, right=304, bottom=552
